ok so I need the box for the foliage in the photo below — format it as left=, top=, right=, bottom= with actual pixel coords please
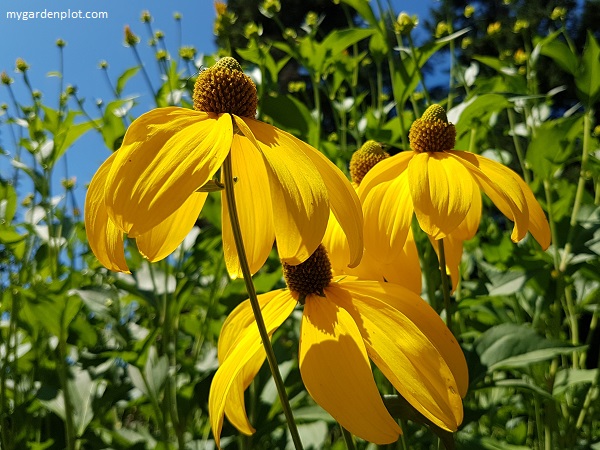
left=1, top=1, right=600, bottom=450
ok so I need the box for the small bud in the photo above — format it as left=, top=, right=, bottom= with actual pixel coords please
left=65, top=85, right=77, bottom=96
left=22, top=194, right=34, bottom=207
left=124, top=25, right=140, bottom=47
left=173, top=11, right=182, bottom=21
left=15, top=58, right=29, bottom=73
left=244, top=22, right=261, bottom=39
left=179, top=46, right=197, bottom=61
left=283, top=28, right=297, bottom=40
left=214, top=1, right=227, bottom=16
left=32, top=90, right=42, bottom=99
left=140, top=10, right=152, bottom=23
left=464, top=5, right=475, bottom=18
left=98, top=60, right=108, bottom=69
left=461, top=37, right=473, bottom=49
left=1, top=103, right=8, bottom=110
left=487, top=22, right=501, bottom=36
left=550, top=7, right=567, bottom=21
left=304, top=11, right=319, bottom=28
left=154, top=30, right=164, bottom=40
left=1, top=71, right=13, bottom=85
left=56, top=38, right=66, bottom=48
left=394, top=12, right=418, bottom=35
left=61, top=177, right=76, bottom=190
left=513, top=49, right=528, bottom=65
left=73, top=207, right=81, bottom=217
left=260, top=0, right=281, bottom=18
left=156, top=50, right=168, bottom=61
left=435, top=21, right=449, bottom=38
left=513, top=19, right=529, bottom=33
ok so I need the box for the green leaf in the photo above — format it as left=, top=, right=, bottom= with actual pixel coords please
left=261, top=93, right=317, bottom=144
left=454, top=94, right=512, bottom=131
left=100, top=99, right=128, bottom=150
left=539, top=35, right=578, bottom=76
left=338, top=0, right=380, bottom=32
left=128, top=346, right=168, bottom=403
left=576, top=31, right=600, bottom=106
left=475, top=323, right=582, bottom=371
left=0, top=180, right=17, bottom=224
left=526, top=115, right=583, bottom=178
left=553, top=368, right=598, bottom=397
left=116, top=66, right=140, bottom=96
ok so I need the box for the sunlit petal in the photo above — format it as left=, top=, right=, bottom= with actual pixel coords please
left=300, top=293, right=402, bottom=444
left=106, top=108, right=232, bottom=236
left=85, top=153, right=129, bottom=273
left=429, top=235, right=463, bottom=293
left=515, top=174, right=551, bottom=249
left=358, top=151, right=414, bottom=197
left=449, top=151, right=529, bottom=242
left=450, top=177, right=482, bottom=241
left=329, top=281, right=464, bottom=431
left=361, top=171, right=414, bottom=264
left=135, top=192, right=207, bottom=262
left=209, top=291, right=296, bottom=448
left=295, top=141, right=364, bottom=267
left=235, top=116, right=328, bottom=265
left=221, top=133, right=275, bottom=278
left=408, top=152, right=473, bottom=239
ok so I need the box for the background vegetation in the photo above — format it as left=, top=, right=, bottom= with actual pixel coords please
left=1, top=0, right=599, bottom=449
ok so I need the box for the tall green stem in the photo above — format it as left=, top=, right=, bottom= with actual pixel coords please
left=222, top=153, right=304, bottom=450
left=437, top=239, right=453, bottom=332
left=340, top=426, right=356, bottom=450
left=559, top=109, right=594, bottom=272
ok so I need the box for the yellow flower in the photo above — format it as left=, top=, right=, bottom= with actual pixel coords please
left=85, top=57, right=363, bottom=277
left=209, top=245, right=467, bottom=447
left=323, top=141, right=422, bottom=294
left=358, top=105, right=551, bottom=288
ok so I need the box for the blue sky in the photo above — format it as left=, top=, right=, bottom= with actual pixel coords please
left=0, top=0, right=435, bottom=211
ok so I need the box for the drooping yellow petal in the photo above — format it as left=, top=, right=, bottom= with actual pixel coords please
left=135, top=192, right=207, bottom=262
left=106, top=108, right=232, bottom=236
left=358, top=150, right=414, bottom=198
left=515, top=173, right=551, bottom=249
left=209, top=290, right=296, bottom=448
left=84, top=153, right=130, bottom=273
left=408, top=152, right=474, bottom=239
left=294, top=140, right=364, bottom=267
left=361, top=171, right=414, bottom=264
left=381, top=228, right=423, bottom=294
left=221, top=133, right=276, bottom=279
left=329, top=281, right=464, bottom=431
left=235, top=116, right=328, bottom=265
left=450, top=177, right=482, bottom=241
left=300, top=294, right=402, bottom=444
left=322, top=211, right=352, bottom=275
left=449, top=151, right=529, bottom=242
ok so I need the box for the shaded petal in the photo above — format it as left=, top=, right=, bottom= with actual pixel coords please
left=329, top=281, right=464, bottom=431
left=408, top=152, right=474, bottom=239
left=294, top=141, right=364, bottom=267
left=361, top=171, right=414, bottom=264
left=84, top=153, right=129, bottom=273
left=381, top=228, right=422, bottom=294
left=448, top=151, right=529, bottom=242
left=135, top=192, right=207, bottom=262
left=322, top=210, right=352, bottom=275
left=357, top=151, right=414, bottom=198
left=221, top=133, right=275, bottom=278
left=449, top=177, right=482, bottom=241
left=106, top=108, right=232, bottom=236
left=209, top=291, right=296, bottom=448
left=235, top=116, right=328, bottom=265
left=300, top=294, right=401, bottom=444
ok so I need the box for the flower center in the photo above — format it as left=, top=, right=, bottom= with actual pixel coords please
left=192, top=57, right=258, bottom=118
left=282, top=244, right=332, bottom=301
left=408, top=104, right=456, bottom=153
left=349, top=140, right=390, bottom=185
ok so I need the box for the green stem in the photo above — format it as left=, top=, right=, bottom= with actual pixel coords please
left=507, top=109, right=531, bottom=184
left=340, top=426, right=356, bottom=450
left=559, top=108, right=594, bottom=272
left=406, top=33, right=431, bottom=105
left=131, top=46, right=157, bottom=105
left=222, top=153, right=304, bottom=450
left=58, top=332, right=76, bottom=450
left=386, top=56, right=409, bottom=149
left=311, top=73, right=321, bottom=149
left=437, top=239, right=453, bottom=331
left=542, top=180, right=560, bottom=272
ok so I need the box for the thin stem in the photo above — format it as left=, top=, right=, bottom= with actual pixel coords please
left=437, top=239, right=453, bottom=331
left=131, top=46, right=157, bottom=105
left=559, top=108, right=594, bottom=272
left=222, top=153, right=304, bottom=450
left=340, top=426, right=356, bottom=450
left=58, top=332, right=76, bottom=450
left=311, top=73, right=321, bottom=149
left=507, top=108, right=531, bottom=184
left=406, top=33, right=431, bottom=105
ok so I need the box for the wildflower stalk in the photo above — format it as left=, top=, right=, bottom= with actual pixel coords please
left=559, top=108, right=594, bottom=272
left=58, top=324, right=77, bottom=450
left=340, top=426, right=356, bottom=450
left=130, top=46, right=157, bottom=105
left=406, top=33, right=431, bottom=106
left=507, top=108, right=531, bottom=184
left=437, top=239, right=453, bottom=331
left=222, top=153, right=304, bottom=450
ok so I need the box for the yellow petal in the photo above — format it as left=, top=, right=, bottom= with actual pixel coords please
left=329, top=281, right=464, bottom=431
left=381, top=228, right=422, bottom=294
left=450, top=177, right=482, bottom=241
left=361, top=171, right=414, bottom=264
left=408, top=152, right=474, bottom=239
left=357, top=151, right=414, bottom=198
left=294, top=140, right=364, bottom=267
left=515, top=174, right=551, bottom=249
left=135, top=192, right=207, bottom=262
left=300, top=294, right=401, bottom=444
left=221, top=134, right=275, bottom=279
left=209, top=291, right=296, bottom=448
left=449, top=151, right=529, bottom=242
left=84, top=153, right=130, bottom=273
left=322, top=211, right=352, bottom=275
left=235, top=116, right=328, bottom=265
left=106, top=108, right=232, bottom=236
